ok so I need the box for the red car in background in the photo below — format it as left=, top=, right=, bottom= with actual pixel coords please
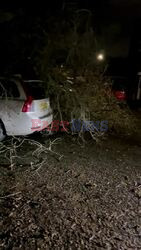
left=111, top=76, right=128, bottom=103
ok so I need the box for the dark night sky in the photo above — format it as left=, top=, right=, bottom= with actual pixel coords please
left=0, top=0, right=141, bottom=74
left=0, top=1, right=140, bottom=49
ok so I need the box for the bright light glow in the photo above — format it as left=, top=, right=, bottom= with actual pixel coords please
left=97, top=53, right=104, bottom=61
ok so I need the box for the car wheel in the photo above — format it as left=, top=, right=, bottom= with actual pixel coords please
left=0, top=122, right=6, bottom=141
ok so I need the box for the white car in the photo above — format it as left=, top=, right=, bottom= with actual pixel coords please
left=0, top=77, right=53, bottom=141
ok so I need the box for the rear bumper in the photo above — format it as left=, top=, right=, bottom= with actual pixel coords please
left=31, top=114, right=53, bottom=132
left=7, top=113, right=53, bottom=136
left=39, top=111, right=53, bottom=120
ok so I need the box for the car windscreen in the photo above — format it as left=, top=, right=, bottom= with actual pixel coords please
left=24, top=81, right=47, bottom=99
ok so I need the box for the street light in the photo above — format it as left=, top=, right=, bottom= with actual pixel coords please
left=96, top=53, right=105, bottom=62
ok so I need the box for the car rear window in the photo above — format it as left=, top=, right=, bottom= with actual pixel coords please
left=24, top=81, right=46, bottom=99
left=0, top=79, right=20, bottom=98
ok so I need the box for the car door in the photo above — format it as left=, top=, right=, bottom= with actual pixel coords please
left=0, top=79, right=25, bottom=135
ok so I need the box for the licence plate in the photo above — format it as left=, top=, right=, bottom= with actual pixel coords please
left=40, top=102, right=48, bottom=111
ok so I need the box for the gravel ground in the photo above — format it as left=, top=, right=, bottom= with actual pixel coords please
left=0, top=133, right=141, bottom=249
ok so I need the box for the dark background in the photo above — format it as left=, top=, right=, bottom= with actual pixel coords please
left=0, top=0, right=141, bottom=77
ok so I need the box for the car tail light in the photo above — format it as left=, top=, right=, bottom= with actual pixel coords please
left=114, top=91, right=127, bottom=101
left=22, top=96, right=34, bottom=112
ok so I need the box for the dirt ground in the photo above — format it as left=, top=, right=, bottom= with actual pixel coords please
left=0, top=131, right=141, bottom=249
